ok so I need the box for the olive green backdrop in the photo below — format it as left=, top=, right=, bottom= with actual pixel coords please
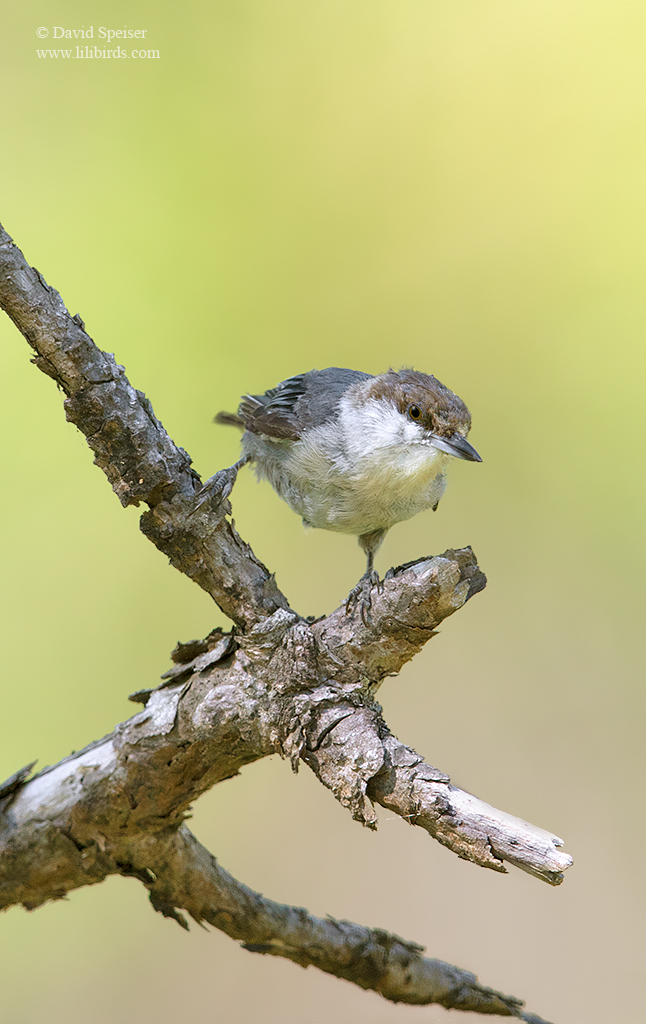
left=1, top=2, right=644, bottom=1022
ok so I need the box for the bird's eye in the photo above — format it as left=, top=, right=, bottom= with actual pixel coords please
left=408, top=404, right=422, bottom=421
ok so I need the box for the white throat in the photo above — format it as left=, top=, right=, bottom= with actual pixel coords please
left=337, top=395, right=446, bottom=478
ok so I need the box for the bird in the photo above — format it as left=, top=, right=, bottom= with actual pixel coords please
left=197, top=367, right=481, bottom=621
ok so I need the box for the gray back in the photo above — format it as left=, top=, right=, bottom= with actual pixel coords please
left=241, top=367, right=373, bottom=439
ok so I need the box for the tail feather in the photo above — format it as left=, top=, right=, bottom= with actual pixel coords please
left=214, top=410, right=245, bottom=429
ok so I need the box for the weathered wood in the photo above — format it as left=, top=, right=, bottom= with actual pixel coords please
left=0, top=223, right=288, bottom=629
left=0, top=221, right=570, bottom=1020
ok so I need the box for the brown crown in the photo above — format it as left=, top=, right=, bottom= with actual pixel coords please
left=361, top=368, right=472, bottom=436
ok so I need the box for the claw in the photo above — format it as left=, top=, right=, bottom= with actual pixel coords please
left=190, top=469, right=234, bottom=516
left=346, top=569, right=381, bottom=626
left=190, top=456, right=251, bottom=517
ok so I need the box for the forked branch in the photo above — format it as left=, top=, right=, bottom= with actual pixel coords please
left=0, top=222, right=570, bottom=1021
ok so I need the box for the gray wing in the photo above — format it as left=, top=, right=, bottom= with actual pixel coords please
left=238, top=367, right=373, bottom=440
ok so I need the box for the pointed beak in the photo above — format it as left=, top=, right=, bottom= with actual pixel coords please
left=429, top=433, right=482, bottom=462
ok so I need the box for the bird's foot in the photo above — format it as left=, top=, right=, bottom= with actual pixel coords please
left=190, top=456, right=251, bottom=518
left=190, top=468, right=236, bottom=517
left=345, top=570, right=382, bottom=626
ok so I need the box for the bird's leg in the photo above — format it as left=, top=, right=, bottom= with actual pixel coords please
left=345, top=529, right=386, bottom=625
left=190, top=454, right=252, bottom=516
left=345, top=551, right=381, bottom=626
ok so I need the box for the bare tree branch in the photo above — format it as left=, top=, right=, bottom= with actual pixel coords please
left=0, top=222, right=287, bottom=629
left=0, top=561, right=570, bottom=913
left=126, top=826, right=553, bottom=1023
left=0, top=221, right=571, bottom=1020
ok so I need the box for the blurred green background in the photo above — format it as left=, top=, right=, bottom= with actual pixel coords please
left=1, top=1, right=644, bottom=1021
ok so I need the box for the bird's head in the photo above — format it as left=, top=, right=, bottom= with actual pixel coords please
left=347, top=368, right=482, bottom=463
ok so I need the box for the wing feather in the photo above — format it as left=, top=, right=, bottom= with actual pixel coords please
left=237, top=368, right=373, bottom=440
left=238, top=374, right=308, bottom=439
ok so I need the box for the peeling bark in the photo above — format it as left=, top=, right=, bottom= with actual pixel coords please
left=0, top=221, right=570, bottom=1021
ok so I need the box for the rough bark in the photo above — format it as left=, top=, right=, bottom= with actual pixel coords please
left=0, top=223, right=285, bottom=628
left=0, top=222, right=570, bottom=1021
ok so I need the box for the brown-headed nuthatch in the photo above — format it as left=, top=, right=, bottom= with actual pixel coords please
left=199, top=367, right=481, bottom=619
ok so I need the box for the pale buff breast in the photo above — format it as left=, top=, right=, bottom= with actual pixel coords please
left=275, top=408, right=451, bottom=535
